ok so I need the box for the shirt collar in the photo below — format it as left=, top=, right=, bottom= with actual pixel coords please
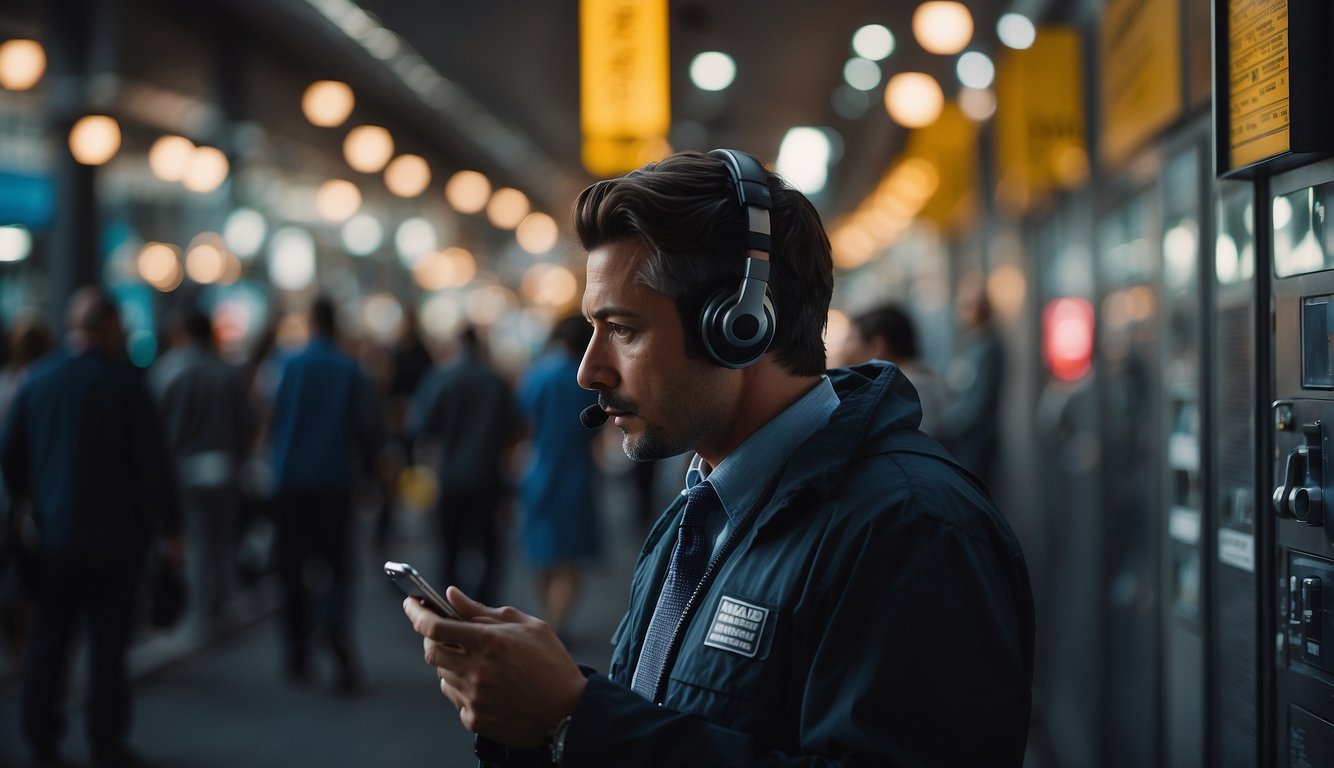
left=684, top=375, right=839, bottom=526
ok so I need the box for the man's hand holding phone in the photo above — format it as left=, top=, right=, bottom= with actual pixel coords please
left=391, top=564, right=588, bottom=747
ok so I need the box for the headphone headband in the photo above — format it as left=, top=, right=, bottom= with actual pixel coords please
left=699, top=149, right=777, bottom=368
left=709, top=149, right=772, bottom=255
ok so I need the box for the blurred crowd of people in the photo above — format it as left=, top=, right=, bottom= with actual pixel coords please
left=0, top=288, right=623, bottom=766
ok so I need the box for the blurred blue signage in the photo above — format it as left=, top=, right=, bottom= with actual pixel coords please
left=0, top=169, right=55, bottom=229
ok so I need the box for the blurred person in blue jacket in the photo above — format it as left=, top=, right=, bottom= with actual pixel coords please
left=401, top=151, right=1034, bottom=767
left=516, top=315, right=600, bottom=641
left=267, top=295, right=383, bottom=694
left=1, top=287, right=182, bottom=768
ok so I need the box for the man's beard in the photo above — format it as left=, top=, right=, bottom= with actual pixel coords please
left=621, top=425, right=689, bottom=463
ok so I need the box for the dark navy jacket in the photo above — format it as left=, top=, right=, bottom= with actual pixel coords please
left=486, top=362, right=1033, bottom=766
left=0, top=345, right=180, bottom=562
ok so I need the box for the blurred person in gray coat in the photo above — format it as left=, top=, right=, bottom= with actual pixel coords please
left=149, top=305, right=252, bottom=623
left=407, top=325, right=521, bottom=606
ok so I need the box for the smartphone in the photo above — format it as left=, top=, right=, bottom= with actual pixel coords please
left=384, top=561, right=463, bottom=620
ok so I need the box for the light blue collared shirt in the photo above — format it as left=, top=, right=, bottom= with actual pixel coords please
left=684, top=375, right=840, bottom=557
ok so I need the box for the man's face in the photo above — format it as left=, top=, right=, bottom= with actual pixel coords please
left=577, top=240, right=736, bottom=462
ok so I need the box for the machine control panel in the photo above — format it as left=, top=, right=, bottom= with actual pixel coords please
left=1290, top=555, right=1334, bottom=673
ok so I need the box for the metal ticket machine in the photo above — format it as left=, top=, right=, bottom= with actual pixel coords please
left=1270, top=166, right=1334, bottom=768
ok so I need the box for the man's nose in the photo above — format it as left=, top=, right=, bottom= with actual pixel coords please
left=577, top=334, right=616, bottom=392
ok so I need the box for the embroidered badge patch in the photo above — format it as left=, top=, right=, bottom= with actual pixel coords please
left=703, top=596, right=769, bottom=658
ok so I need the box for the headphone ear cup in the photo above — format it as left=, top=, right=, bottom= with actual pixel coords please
left=699, top=287, right=777, bottom=368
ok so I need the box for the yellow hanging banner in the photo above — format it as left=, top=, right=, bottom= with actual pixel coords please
left=994, top=26, right=1087, bottom=215
left=1099, top=0, right=1183, bottom=169
left=906, top=104, right=979, bottom=231
left=580, top=0, right=671, bottom=176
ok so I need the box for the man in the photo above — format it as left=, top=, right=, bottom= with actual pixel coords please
left=268, top=295, right=382, bottom=693
left=407, top=325, right=520, bottom=607
left=1, top=287, right=182, bottom=767
left=937, top=276, right=1006, bottom=490
left=148, top=305, right=251, bottom=623
left=837, top=303, right=948, bottom=438
left=402, top=150, right=1034, bottom=765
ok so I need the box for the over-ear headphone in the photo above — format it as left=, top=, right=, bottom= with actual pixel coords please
left=700, top=149, right=777, bottom=368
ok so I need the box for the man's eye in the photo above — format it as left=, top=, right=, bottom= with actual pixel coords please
left=609, top=323, right=632, bottom=339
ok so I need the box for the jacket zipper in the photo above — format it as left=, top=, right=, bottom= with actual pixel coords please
left=650, top=471, right=785, bottom=704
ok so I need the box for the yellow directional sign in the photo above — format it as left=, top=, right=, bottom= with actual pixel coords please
left=580, top=0, right=671, bottom=176
left=1099, top=0, right=1183, bottom=169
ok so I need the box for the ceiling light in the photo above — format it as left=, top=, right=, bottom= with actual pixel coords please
left=445, top=170, right=491, bottom=214
left=413, top=250, right=454, bottom=292
left=182, top=146, right=229, bottom=193
left=138, top=242, right=183, bottom=292
left=516, top=212, right=559, bottom=254
left=363, top=293, right=404, bottom=344
left=0, top=225, right=32, bottom=262
left=443, top=247, right=476, bottom=286
left=486, top=187, right=530, bottom=230
left=186, top=240, right=227, bottom=284
left=912, top=2, right=973, bottom=55
left=384, top=154, right=431, bottom=197
left=343, top=125, right=394, bottom=173
left=956, top=51, right=994, bottom=89
left=0, top=39, right=46, bottom=91
left=268, top=227, right=316, bottom=292
left=465, top=284, right=517, bottom=326
left=223, top=208, right=267, bottom=259
left=777, top=128, right=831, bottom=195
left=852, top=24, right=895, bottom=61
left=689, top=52, right=736, bottom=92
left=521, top=263, right=579, bottom=308
left=341, top=214, right=384, bottom=256
left=395, top=217, right=438, bottom=267
left=413, top=247, right=476, bottom=291
left=884, top=73, right=944, bottom=128
left=302, top=80, right=355, bottom=127
left=316, top=179, right=362, bottom=221
left=843, top=57, right=881, bottom=91
left=420, top=294, right=463, bottom=339
left=68, top=115, right=121, bottom=166
left=997, top=13, right=1037, bottom=50
left=958, top=87, right=997, bottom=121
left=148, top=135, right=195, bottom=182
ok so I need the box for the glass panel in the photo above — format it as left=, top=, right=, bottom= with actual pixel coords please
left=1273, top=181, right=1334, bottom=277
left=1212, top=181, right=1257, bottom=768
left=1097, top=190, right=1159, bottom=768
left=1162, top=150, right=1202, bottom=623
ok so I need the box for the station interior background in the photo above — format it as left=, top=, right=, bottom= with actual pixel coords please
left=0, top=0, right=1326, bottom=766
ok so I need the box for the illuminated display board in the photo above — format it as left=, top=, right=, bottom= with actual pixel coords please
left=1215, top=0, right=1332, bottom=177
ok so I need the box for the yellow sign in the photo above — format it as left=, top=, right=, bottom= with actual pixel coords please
left=1228, top=0, right=1290, bottom=168
left=994, top=26, right=1087, bottom=215
left=1099, top=0, right=1183, bottom=169
left=906, top=104, right=979, bottom=229
left=580, top=0, right=670, bottom=176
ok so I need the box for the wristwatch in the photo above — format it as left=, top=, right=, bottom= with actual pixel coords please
left=546, top=714, right=572, bottom=764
